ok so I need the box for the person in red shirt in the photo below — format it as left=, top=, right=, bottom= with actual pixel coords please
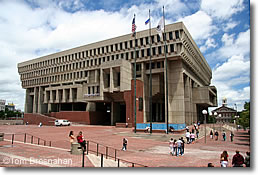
left=232, top=150, right=244, bottom=167
left=77, top=131, right=86, bottom=151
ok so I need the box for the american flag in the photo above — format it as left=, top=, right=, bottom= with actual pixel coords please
left=132, top=15, right=136, bottom=37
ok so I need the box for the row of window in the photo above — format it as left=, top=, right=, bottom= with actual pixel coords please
left=19, top=30, right=181, bottom=73
left=22, top=60, right=167, bottom=87
left=21, top=44, right=176, bottom=80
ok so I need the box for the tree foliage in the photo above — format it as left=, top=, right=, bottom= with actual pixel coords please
left=238, top=101, right=250, bottom=129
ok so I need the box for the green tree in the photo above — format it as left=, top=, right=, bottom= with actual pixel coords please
left=238, top=102, right=250, bottom=130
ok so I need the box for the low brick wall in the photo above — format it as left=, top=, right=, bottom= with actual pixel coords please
left=23, top=113, right=56, bottom=126
left=0, top=120, right=24, bottom=125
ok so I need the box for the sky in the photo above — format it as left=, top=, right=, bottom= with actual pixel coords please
left=0, top=0, right=252, bottom=112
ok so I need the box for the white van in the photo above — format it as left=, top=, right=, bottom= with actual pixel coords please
left=55, top=119, right=71, bottom=126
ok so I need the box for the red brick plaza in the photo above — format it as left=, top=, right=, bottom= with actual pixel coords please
left=0, top=124, right=250, bottom=167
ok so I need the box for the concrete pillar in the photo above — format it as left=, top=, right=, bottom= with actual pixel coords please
left=110, top=67, right=114, bottom=93
left=33, top=87, right=38, bottom=113
left=24, top=89, right=33, bottom=113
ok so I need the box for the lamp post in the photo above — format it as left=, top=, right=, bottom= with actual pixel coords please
left=235, top=115, right=239, bottom=131
left=218, top=114, right=222, bottom=133
left=202, top=109, right=207, bottom=144
left=213, top=112, right=218, bottom=131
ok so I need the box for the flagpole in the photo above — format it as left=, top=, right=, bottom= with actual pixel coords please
left=163, top=6, right=169, bottom=134
left=148, top=9, right=153, bottom=134
left=133, top=14, right=137, bottom=133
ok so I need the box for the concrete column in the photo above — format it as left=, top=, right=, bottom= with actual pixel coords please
left=24, top=89, right=33, bottom=113
left=110, top=67, right=114, bottom=93
left=32, top=87, right=38, bottom=113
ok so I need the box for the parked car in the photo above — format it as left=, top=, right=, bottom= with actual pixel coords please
left=55, top=119, right=71, bottom=126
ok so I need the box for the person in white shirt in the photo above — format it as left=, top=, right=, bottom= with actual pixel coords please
left=185, top=131, right=190, bottom=144
left=176, top=139, right=183, bottom=156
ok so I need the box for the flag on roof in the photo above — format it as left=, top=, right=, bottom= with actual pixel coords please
left=145, top=18, right=150, bottom=25
left=156, top=17, right=164, bottom=37
left=132, top=15, right=136, bottom=37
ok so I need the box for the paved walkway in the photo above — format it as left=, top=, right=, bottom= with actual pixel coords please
left=0, top=124, right=250, bottom=167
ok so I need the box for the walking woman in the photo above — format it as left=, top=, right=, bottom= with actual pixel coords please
left=220, top=150, right=229, bottom=167
left=69, top=131, right=75, bottom=151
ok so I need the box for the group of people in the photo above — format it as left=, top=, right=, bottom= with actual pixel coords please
left=185, top=123, right=199, bottom=144
left=209, top=150, right=250, bottom=167
left=169, top=137, right=185, bottom=156
left=69, top=131, right=86, bottom=151
left=209, top=130, right=234, bottom=142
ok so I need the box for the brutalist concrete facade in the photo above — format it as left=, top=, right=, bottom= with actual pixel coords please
left=18, top=22, right=217, bottom=129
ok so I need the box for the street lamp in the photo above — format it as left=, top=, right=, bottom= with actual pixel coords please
left=218, top=114, right=222, bottom=133
left=235, top=115, right=240, bottom=131
left=202, top=109, right=208, bottom=144
left=213, top=112, right=217, bottom=131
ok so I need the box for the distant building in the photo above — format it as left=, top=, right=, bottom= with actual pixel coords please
left=6, top=102, right=15, bottom=112
left=0, top=99, right=5, bottom=111
left=211, top=98, right=237, bottom=124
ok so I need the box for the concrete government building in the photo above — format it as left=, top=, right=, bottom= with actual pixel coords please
left=18, top=22, right=217, bottom=130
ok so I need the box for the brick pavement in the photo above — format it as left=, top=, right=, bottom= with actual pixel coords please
left=0, top=124, right=250, bottom=167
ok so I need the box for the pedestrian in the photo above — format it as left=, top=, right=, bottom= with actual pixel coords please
left=77, top=131, right=86, bottom=151
left=185, top=130, right=190, bottom=144
left=232, top=150, right=244, bottom=167
left=210, top=130, right=213, bottom=139
left=230, top=132, right=234, bottom=142
left=69, top=131, right=76, bottom=143
left=180, top=137, right=185, bottom=155
left=169, top=138, right=173, bottom=156
left=176, top=139, right=183, bottom=156
left=196, top=129, right=199, bottom=139
left=186, top=126, right=189, bottom=132
left=191, top=127, right=195, bottom=134
left=220, top=150, right=229, bottom=167
left=215, top=131, right=219, bottom=141
left=190, top=132, right=195, bottom=143
left=122, top=138, right=128, bottom=151
left=38, top=122, right=42, bottom=127
left=244, top=151, right=250, bottom=167
left=172, top=139, right=177, bottom=156
left=197, top=121, right=201, bottom=127
left=208, top=163, right=214, bottom=167
left=222, top=130, right=226, bottom=141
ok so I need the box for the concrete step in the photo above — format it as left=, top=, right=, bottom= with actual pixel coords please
left=87, top=153, right=128, bottom=167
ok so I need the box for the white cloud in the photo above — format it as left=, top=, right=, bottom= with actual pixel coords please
left=211, top=54, right=250, bottom=111
left=219, top=29, right=250, bottom=59
left=177, top=11, right=218, bottom=42
left=223, top=21, right=239, bottom=32
left=200, top=37, right=217, bottom=52
left=201, top=0, right=245, bottom=19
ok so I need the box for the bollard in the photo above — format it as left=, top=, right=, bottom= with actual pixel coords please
left=11, top=134, right=14, bottom=145
left=97, top=143, right=99, bottom=156
left=115, top=149, right=117, bottom=161
left=38, top=138, right=40, bottom=145
left=82, top=149, right=85, bottom=167
left=24, top=133, right=26, bottom=143
left=44, top=140, right=46, bottom=146
left=86, top=141, right=89, bottom=155
left=106, top=147, right=108, bottom=159
left=118, top=159, right=120, bottom=167
left=101, top=154, right=103, bottom=167
left=132, top=163, right=134, bottom=167
left=31, top=136, right=33, bottom=144
left=49, top=141, right=51, bottom=147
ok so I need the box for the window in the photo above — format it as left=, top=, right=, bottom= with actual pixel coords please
left=175, top=30, right=179, bottom=39
left=170, top=44, right=174, bottom=52
left=157, top=35, right=160, bottom=42
left=140, top=38, right=143, bottom=45
left=147, top=48, right=150, bottom=56
left=157, top=62, right=161, bottom=68
left=126, top=52, right=129, bottom=60
left=146, top=63, right=150, bottom=70
left=151, top=35, right=155, bottom=43
left=138, top=97, right=143, bottom=111
left=145, top=37, right=149, bottom=45
left=120, top=42, right=123, bottom=50
left=88, top=87, right=91, bottom=94
left=158, top=46, right=162, bottom=55
left=152, top=47, right=156, bottom=55
left=125, top=41, right=128, bottom=49
left=135, top=39, right=138, bottom=47
left=136, top=51, right=139, bottom=58
left=141, top=50, right=144, bottom=57
left=130, top=40, right=133, bottom=48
